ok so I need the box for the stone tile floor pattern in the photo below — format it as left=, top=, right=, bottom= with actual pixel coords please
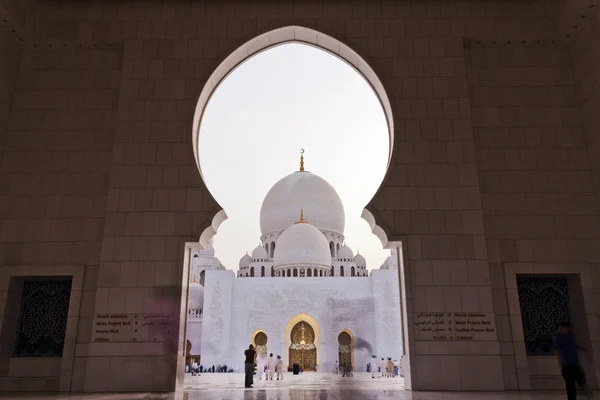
left=0, top=373, right=594, bottom=399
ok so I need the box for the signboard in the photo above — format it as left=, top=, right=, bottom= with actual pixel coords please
left=91, top=313, right=177, bottom=343
left=414, top=312, right=496, bottom=341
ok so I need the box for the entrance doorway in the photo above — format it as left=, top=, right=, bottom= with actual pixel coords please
left=338, top=331, right=353, bottom=368
left=289, top=322, right=317, bottom=371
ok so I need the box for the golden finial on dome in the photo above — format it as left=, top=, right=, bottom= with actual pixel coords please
left=296, top=208, right=306, bottom=224
left=299, top=149, right=305, bottom=172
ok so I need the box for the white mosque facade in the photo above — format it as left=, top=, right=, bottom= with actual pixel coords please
left=187, top=156, right=403, bottom=372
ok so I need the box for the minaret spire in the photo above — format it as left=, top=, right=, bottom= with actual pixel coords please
left=299, top=149, right=305, bottom=172
left=296, top=209, right=306, bottom=224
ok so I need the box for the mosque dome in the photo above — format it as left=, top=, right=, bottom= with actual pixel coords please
left=273, top=211, right=331, bottom=269
left=252, top=245, right=268, bottom=259
left=239, top=253, right=252, bottom=268
left=338, top=244, right=353, bottom=259
left=354, top=253, right=366, bottom=267
left=259, top=154, right=345, bottom=235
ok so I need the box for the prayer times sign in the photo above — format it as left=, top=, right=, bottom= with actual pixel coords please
left=414, top=312, right=496, bottom=341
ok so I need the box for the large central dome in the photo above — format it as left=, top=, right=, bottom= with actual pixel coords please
left=260, top=170, right=345, bottom=235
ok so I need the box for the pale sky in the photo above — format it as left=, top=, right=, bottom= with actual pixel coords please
left=198, top=43, right=390, bottom=271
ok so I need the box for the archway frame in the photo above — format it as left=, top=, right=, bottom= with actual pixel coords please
left=283, top=313, right=321, bottom=369
left=193, top=25, right=396, bottom=248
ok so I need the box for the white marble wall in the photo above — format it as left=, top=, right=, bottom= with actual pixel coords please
left=372, top=270, right=404, bottom=364
left=187, top=321, right=203, bottom=356
left=198, top=270, right=403, bottom=372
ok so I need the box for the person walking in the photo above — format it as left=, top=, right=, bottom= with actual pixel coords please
left=244, top=344, right=256, bottom=388
left=554, top=321, right=587, bottom=400
left=386, top=358, right=394, bottom=378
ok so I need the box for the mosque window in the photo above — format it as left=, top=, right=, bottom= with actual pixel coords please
left=193, top=254, right=199, bottom=258
left=331, top=266, right=334, bottom=277
left=13, top=279, right=72, bottom=357
left=200, top=270, right=206, bottom=286
left=313, top=269, right=317, bottom=277
left=351, top=267, right=355, bottom=277
left=293, top=269, right=298, bottom=277
left=271, top=266, right=274, bottom=276
left=287, top=269, right=291, bottom=277
left=320, top=270, right=323, bottom=277
left=250, top=267, right=254, bottom=277
left=341, top=266, right=345, bottom=276
left=307, top=269, right=312, bottom=277
left=329, top=242, right=335, bottom=257
left=517, top=276, right=572, bottom=355
left=261, top=266, right=265, bottom=277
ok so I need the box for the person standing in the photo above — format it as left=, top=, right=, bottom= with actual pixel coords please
left=370, top=355, right=379, bottom=379
left=276, top=355, right=284, bottom=380
left=256, top=354, right=267, bottom=380
left=334, top=360, right=339, bottom=374
left=554, top=321, right=587, bottom=400
left=379, top=358, right=387, bottom=378
left=267, top=353, right=276, bottom=380
left=244, top=344, right=256, bottom=388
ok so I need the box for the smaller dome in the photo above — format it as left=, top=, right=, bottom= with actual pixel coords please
left=274, top=215, right=331, bottom=269
left=252, top=245, right=268, bottom=259
left=338, top=245, right=353, bottom=259
left=199, top=244, right=215, bottom=256
left=239, top=253, right=252, bottom=267
left=354, top=253, right=366, bottom=267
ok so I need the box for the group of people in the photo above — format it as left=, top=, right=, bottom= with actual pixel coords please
left=244, top=345, right=284, bottom=388
left=187, top=361, right=231, bottom=375
left=368, top=356, right=397, bottom=378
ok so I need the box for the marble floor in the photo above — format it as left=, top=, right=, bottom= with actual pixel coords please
left=0, top=373, right=593, bottom=399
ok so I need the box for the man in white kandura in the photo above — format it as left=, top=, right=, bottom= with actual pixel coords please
left=257, top=354, right=267, bottom=380
left=267, top=353, right=276, bottom=380
left=276, top=355, right=284, bottom=380
left=370, top=355, right=380, bottom=379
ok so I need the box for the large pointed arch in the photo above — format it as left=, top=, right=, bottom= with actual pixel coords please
left=192, top=25, right=395, bottom=246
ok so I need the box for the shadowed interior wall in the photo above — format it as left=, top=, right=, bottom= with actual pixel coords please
left=568, top=7, right=600, bottom=389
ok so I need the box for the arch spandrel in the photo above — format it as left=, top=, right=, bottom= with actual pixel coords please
left=193, top=25, right=397, bottom=245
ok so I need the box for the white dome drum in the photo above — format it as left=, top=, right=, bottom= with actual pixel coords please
left=273, top=215, right=331, bottom=270
left=260, top=170, right=345, bottom=236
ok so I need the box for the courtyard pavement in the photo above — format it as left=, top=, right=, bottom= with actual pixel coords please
left=0, top=372, right=594, bottom=399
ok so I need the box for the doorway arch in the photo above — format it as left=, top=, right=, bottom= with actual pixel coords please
left=193, top=26, right=395, bottom=249
left=252, top=330, right=268, bottom=357
left=284, top=313, right=321, bottom=369
left=337, top=329, right=354, bottom=370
